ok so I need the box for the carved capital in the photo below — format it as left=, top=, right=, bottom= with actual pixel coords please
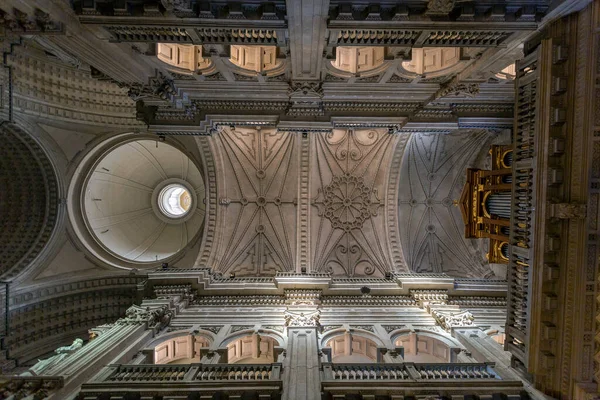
left=284, top=309, right=321, bottom=328
left=432, top=310, right=475, bottom=331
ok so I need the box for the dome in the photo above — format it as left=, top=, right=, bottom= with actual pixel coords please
left=82, top=140, right=205, bottom=263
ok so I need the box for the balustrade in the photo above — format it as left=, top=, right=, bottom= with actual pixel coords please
left=87, top=363, right=281, bottom=385
left=195, top=364, right=278, bottom=381
left=322, top=362, right=498, bottom=382
left=80, top=363, right=283, bottom=399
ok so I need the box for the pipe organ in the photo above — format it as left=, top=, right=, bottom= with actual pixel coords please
left=459, top=145, right=513, bottom=264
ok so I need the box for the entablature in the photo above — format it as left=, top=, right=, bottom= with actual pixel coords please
left=145, top=268, right=507, bottom=298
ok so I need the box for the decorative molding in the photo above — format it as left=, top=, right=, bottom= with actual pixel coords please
left=263, top=325, right=285, bottom=333
left=349, top=325, right=374, bottom=333
left=382, top=325, right=406, bottom=333
left=437, top=83, right=480, bottom=99
left=284, top=309, right=321, bottom=327
left=193, top=295, right=286, bottom=306
left=0, top=7, right=64, bottom=34
left=322, top=325, right=343, bottom=333
left=230, top=325, right=254, bottom=333
left=321, top=296, right=414, bottom=306
left=432, top=310, right=475, bottom=331
left=285, top=290, right=322, bottom=306
left=196, top=136, right=218, bottom=266
left=199, top=326, right=223, bottom=334
left=388, top=74, right=412, bottom=83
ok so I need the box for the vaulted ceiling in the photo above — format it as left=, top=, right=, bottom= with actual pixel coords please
left=195, top=126, right=505, bottom=278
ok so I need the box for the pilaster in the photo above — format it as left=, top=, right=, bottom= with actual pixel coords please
left=282, top=327, right=321, bottom=400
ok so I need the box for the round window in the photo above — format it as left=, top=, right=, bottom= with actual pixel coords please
left=158, top=184, right=192, bottom=218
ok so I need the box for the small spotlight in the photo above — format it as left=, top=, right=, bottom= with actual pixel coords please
left=360, top=286, right=371, bottom=296
left=302, top=130, right=308, bottom=139
left=229, top=272, right=236, bottom=279
left=301, top=267, right=307, bottom=275
left=161, top=262, right=169, bottom=270
left=158, top=135, right=166, bottom=142
left=385, top=272, right=393, bottom=280
left=387, top=127, right=395, bottom=135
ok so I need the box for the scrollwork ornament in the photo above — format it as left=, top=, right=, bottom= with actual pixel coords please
left=284, top=309, right=321, bottom=328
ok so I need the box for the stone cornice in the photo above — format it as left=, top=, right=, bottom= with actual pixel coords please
left=145, top=268, right=507, bottom=298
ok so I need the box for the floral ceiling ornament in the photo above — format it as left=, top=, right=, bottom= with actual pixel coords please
left=432, top=309, right=475, bottom=331
left=321, top=173, right=378, bottom=232
left=284, top=309, right=321, bottom=328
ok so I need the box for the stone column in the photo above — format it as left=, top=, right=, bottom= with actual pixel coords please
left=283, top=327, right=321, bottom=400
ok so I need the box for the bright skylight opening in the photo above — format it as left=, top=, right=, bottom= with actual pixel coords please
left=158, top=184, right=192, bottom=218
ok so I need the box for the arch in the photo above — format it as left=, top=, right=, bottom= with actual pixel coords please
left=224, top=333, right=279, bottom=364
left=331, top=46, right=385, bottom=74
left=393, top=330, right=462, bottom=363
left=401, top=47, right=462, bottom=77
left=146, top=329, right=215, bottom=349
left=325, top=332, right=379, bottom=363
left=229, top=45, right=283, bottom=73
left=320, top=328, right=386, bottom=349
left=152, top=333, right=211, bottom=364
left=157, top=43, right=212, bottom=73
left=219, top=329, right=286, bottom=350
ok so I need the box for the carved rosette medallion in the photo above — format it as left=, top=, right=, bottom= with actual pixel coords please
left=322, top=173, right=375, bottom=232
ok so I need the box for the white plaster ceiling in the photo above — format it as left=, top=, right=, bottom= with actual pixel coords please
left=83, top=140, right=205, bottom=263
